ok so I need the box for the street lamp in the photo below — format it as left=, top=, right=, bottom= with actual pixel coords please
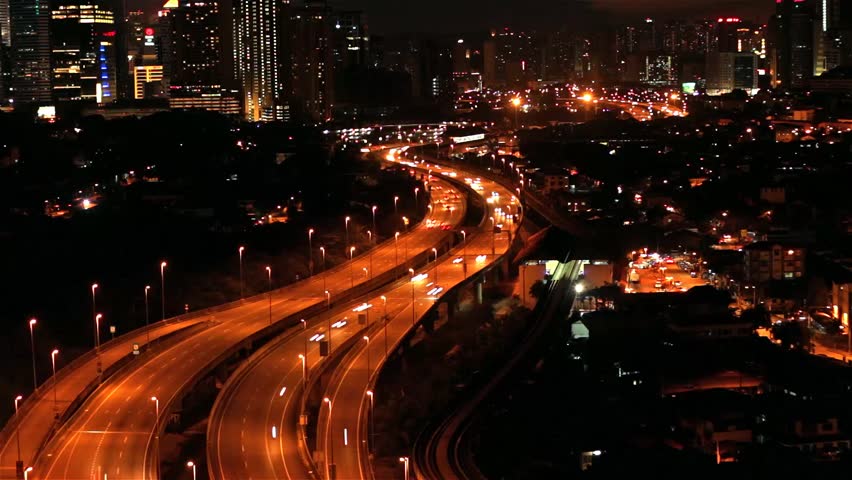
left=345, top=216, right=351, bottom=254
left=238, top=246, right=245, bottom=299
left=490, top=217, right=496, bottom=255
left=363, top=336, right=371, bottom=386
left=28, top=318, right=37, bottom=390
left=349, top=246, right=356, bottom=288
left=266, top=266, right=273, bottom=325
left=320, top=246, right=327, bottom=293
left=400, top=456, right=410, bottom=480
left=394, top=196, right=399, bottom=215
left=298, top=353, right=307, bottom=386
left=14, top=395, right=23, bottom=465
left=144, top=285, right=151, bottom=344
left=160, top=261, right=167, bottom=321
left=95, top=314, right=103, bottom=352
left=461, top=230, right=467, bottom=278
left=23, top=467, right=32, bottom=480
left=394, top=232, right=400, bottom=265
left=409, top=268, right=416, bottom=326
left=432, top=247, right=439, bottom=284
left=186, top=461, right=196, bottom=480
left=323, top=397, right=335, bottom=480
left=511, top=97, right=521, bottom=129
left=308, top=229, right=315, bottom=275
left=50, top=349, right=59, bottom=411
left=325, top=290, right=331, bottom=310
left=366, top=390, right=375, bottom=452
left=414, top=187, right=419, bottom=207
left=381, top=295, right=388, bottom=356
left=371, top=206, right=378, bottom=244
left=151, top=396, right=160, bottom=479
left=90, top=283, right=98, bottom=348
left=367, top=231, right=373, bottom=279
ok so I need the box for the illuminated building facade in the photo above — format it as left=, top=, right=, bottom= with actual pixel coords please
left=133, top=64, right=163, bottom=99
left=291, top=0, right=333, bottom=121
left=49, top=3, right=117, bottom=103
left=10, top=0, right=52, bottom=104
left=234, top=0, right=290, bottom=121
left=776, top=0, right=816, bottom=88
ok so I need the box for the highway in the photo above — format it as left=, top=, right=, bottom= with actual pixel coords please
left=28, top=164, right=464, bottom=480
left=205, top=154, right=518, bottom=480
left=205, top=172, right=468, bottom=480
left=0, top=313, right=209, bottom=479
left=319, top=156, right=519, bottom=480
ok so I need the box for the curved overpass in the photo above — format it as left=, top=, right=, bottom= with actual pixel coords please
left=26, top=157, right=452, bottom=480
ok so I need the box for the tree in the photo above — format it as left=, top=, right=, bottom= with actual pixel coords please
left=529, top=279, right=548, bottom=300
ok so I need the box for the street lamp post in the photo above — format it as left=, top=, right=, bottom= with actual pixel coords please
left=144, top=286, right=151, bottom=344
left=394, top=196, right=399, bottom=215
left=320, top=246, right=327, bottom=293
left=50, top=349, right=59, bottom=411
left=366, top=390, right=375, bottom=452
left=151, top=396, right=160, bottom=479
left=186, top=461, right=196, bottom=480
left=95, top=314, right=103, bottom=352
left=14, top=395, right=23, bottom=465
left=371, top=206, right=377, bottom=244
left=349, top=247, right=356, bottom=288
left=432, top=247, right=439, bottom=284
left=399, top=456, right=410, bottom=480
left=28, top=318, right=37, bottom=390
left=266, top=266, right=273, bottom=325
left=308, top=229, right=315, bottom=275
left=409, top=269, right=416, bottom=326
left=363, top=336, right=370, bottom=386
left=238, top=246, right=245, bottom=300
left=394, top=232, right=400, bottom=266
left=325, top=290, right=330, bottom=310
left=160, top=262, right=167, bottom=320
left=91, top=283, right=98, bottom=348
left=299, top=354, right=307, bottom=386
left=23, top=467, right=32, bottom=480
left=367, top=231, right=373, bottom=279
left=461, top=230, right=467, bottom=278
left=414, top=187, right=419, bottom=208
left=490, top=217, right=496, bottom=255
left=323, top=397, right=335, bottom=480
left=344, top=216, right=351, bottom=255
left=381, top=295, right=388, bottom=356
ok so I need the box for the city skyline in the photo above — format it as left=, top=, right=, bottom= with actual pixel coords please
left=128, top=0, right=776, bottom=34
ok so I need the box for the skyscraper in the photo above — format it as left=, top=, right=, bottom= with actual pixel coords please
left=0, top=0, right=9, bottom=103
left=49, top=2, right=118, bottom=103
left=170, top=0, right=238, bottom=114
left=291, top=0, right=333, bottom=121
left=776, top=0, right=816, bottom=88
left=10, top=0, right=51, bottom=104
left=332, top=10, right=368, bottom=70
left=233, top=0, right=290, bottom=121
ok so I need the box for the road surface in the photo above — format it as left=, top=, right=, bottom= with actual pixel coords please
left=205, top=156, right=519, bottom=480
left=320, top=157, right=519, bottom=480
left=0, top=315, right=208, bottom=479
left=28, top=167, right=464, bottom=480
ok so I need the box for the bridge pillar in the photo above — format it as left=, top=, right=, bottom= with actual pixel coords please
left=476, top=281, right=483, bottom=305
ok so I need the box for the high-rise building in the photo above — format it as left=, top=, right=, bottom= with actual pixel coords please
left=155, top=2, right=175, bottom=89
left=49, top=3, right=119, bottom=104
left=706, top=52, right=758, bottom=95
left=482, top=36, right=496, bottom=86
left=493, top=27, right=540, bottom=87
left=170, top=0, right=237, bottom=114
left=332, top=10, right=368, bottom=70
left=10, top=0, right=51, bottom=104
left=0, top=0, right=9, bottom=103
left=716, top=17, right=742, bottom=53
left=234, top=0, right=291, bottom=121
left=776, top=0, right=816, bottom=88
left=291, top=0, right=333, bottom=121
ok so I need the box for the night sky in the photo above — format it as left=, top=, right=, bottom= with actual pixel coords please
left=129, top=0, right=775, bottom=34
